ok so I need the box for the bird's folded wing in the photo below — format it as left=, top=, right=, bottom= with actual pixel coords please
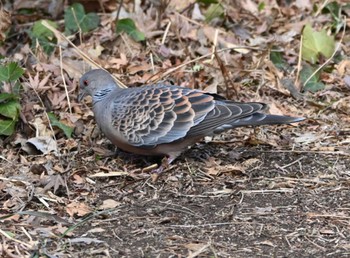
left=110, top=85, right=216, bottom=147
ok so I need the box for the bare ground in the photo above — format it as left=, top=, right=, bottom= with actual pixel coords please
left=2, top=126, right=350, bottom=257
left=71, top=149, right=350, bottom=257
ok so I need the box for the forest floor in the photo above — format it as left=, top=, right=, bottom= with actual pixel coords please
left=1, top=0, right=350, bottom=257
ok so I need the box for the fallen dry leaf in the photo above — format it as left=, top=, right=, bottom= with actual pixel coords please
left=98, top=199, right=121, bottom=210
left=66, top=201, right=92, bottom=217
left=0, top=7, right=11, bottom=41
left=24, top=136, right=57, bottom=155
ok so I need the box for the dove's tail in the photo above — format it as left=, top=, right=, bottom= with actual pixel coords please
left=231, top=113, right=305, bottom=128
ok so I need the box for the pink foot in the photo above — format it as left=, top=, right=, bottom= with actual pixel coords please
left=152, top=155, right=176, bottom=174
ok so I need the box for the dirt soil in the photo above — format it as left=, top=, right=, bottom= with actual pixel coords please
left=2, top=126, right=350, bottom=257
left=72, top=148, right=350, bottom=258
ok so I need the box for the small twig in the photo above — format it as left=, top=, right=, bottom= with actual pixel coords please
left=187, top=243, right=211, bottom=258
left=28, top=79, right=58, bottom=145
left=210, top=29, right=219, bottom=62
left=305, top=236, right=326, bottom=251
left=120, top=33, right=133, bottom=56
left=280, top=157, right=304, bottom=169
left=177, top=12, right=223, bottom=32
left=37, top=196, right=50, bottom=209
left=260, top=149, right=350, bottom=156
left=25, top=76, right=70, bottom=189
left=214, top=50, right=236, bottom=98
left=285, top=235, right=293, bottom=249
left=142, top=163, right=158, bottom=172
left=97, top=0, right=106, bottom=13
left=209, top=243, right=218, bottom=258
left=150, top=53, right=155, bottom=73
left=115, top=0, right=124, bottom=29
left=0, top=155, right=11, bottom=163
left=239, top=189, right=294, bottom=194
left=59, top=46, right=72, bottom=114
left=71, top=6, right=83, bottom=46
left=158, top=201, right=197, bottom=215
left=0, top=177, right=31, bottom=185
left=0, top=228, right=34, bottom=249
left=21, top=227, right=34, bottom=244
left=165, top=221, right=258, bottom=228
left=146, top=45, right=263, bottom=83
left=295, top=33, right=303, bottom=90
left=41, top=20, right=127, bottom=88
left=273, top=176, right=331, bottom=183
left=161, top=20, right=171, bottom=45
left=307, top=213, right=350, bottom=219
left=314, top=0, right=330, bottom=17
left=61, top=208, right=119, bottom=237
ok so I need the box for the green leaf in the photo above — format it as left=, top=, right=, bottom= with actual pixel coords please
left=0, top=93, right=20, bottom=135
left=204, top=3, right=224, bottom=23
left=32, top=20, right=57, bottom=39
left=196, top=0, right=218, bottom=4
left=192, top=64, right=202, bottom=72
left=302, top=24, right=335, bottom=64
left=322, top=2, right=341, bottom=20
left=0, top=119, right=16, bottom=136
left=30, top=20, right=58, bottom=54
left=116, top=18, right=145, bottom=42
left=270, top=50, right=288, bottom=71
left=0, top=99, right=20, bottom=119
left=322, top=2, right=344, bottom=33
left=12, top=81, right=22, bottom=95
left=48, top=112, right=74, bottom=138
left=300, top=64, right=325, bottom=92
left=64, top=3, right=100, bottom=34
left=0, top=62, right=24, bottom=82
left=0, top=93, right=18, bottom=103
left=258, top=2, right=266, bottom=11
left=18, top=9, right=35, bottom=15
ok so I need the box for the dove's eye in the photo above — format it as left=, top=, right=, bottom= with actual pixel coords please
left=83, top=80, right=88, bottom=86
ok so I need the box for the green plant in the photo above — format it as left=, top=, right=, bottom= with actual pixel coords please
left=0, top=62, right=24, bottom=136
left=116, top=18, right=145, bottom=42
left=47, top=112, right=74, bottom=138
left=30, top=20, right=58, bottom=55
left=64, top=3, right=100, bottom=35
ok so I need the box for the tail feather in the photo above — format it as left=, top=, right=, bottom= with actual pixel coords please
left=230, top=113, right=305, bottom=127
left=212, top=113, right=304, bottom=134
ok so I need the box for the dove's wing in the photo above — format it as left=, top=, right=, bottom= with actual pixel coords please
left=110, top=85, right=215, bottom=147
left=108, top=84, right=294, bottom=148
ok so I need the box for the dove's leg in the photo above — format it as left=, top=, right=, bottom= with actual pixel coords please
left=152, top=154, right=177, bottom=174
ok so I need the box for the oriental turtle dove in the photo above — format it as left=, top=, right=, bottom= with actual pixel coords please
left=79, top=69, right=304, bottom=171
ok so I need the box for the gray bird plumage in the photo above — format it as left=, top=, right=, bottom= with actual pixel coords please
left=79, top=69, right=304, bottom=167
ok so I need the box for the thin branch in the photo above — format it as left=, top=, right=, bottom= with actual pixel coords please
left=59, top=46, right=72, bottom=114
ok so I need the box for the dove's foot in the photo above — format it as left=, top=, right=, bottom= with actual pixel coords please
left=151, top=155, right=176, bottom=174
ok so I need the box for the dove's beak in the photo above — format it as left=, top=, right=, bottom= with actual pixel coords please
left=78, top=90, right=86, bottom=102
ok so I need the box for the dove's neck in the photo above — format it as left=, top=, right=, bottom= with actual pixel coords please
left=92, top=86, right=117, bottom=105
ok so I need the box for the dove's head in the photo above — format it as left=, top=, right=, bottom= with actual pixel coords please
left=79, top=69, right=120, bottom=102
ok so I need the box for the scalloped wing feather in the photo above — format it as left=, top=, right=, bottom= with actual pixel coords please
left=111, top=85, right=215, bottom=147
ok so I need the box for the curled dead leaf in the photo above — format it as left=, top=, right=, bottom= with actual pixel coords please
left=0, top=7, right=11, bottom=41
left=23, top=136, right=57, bottom=155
